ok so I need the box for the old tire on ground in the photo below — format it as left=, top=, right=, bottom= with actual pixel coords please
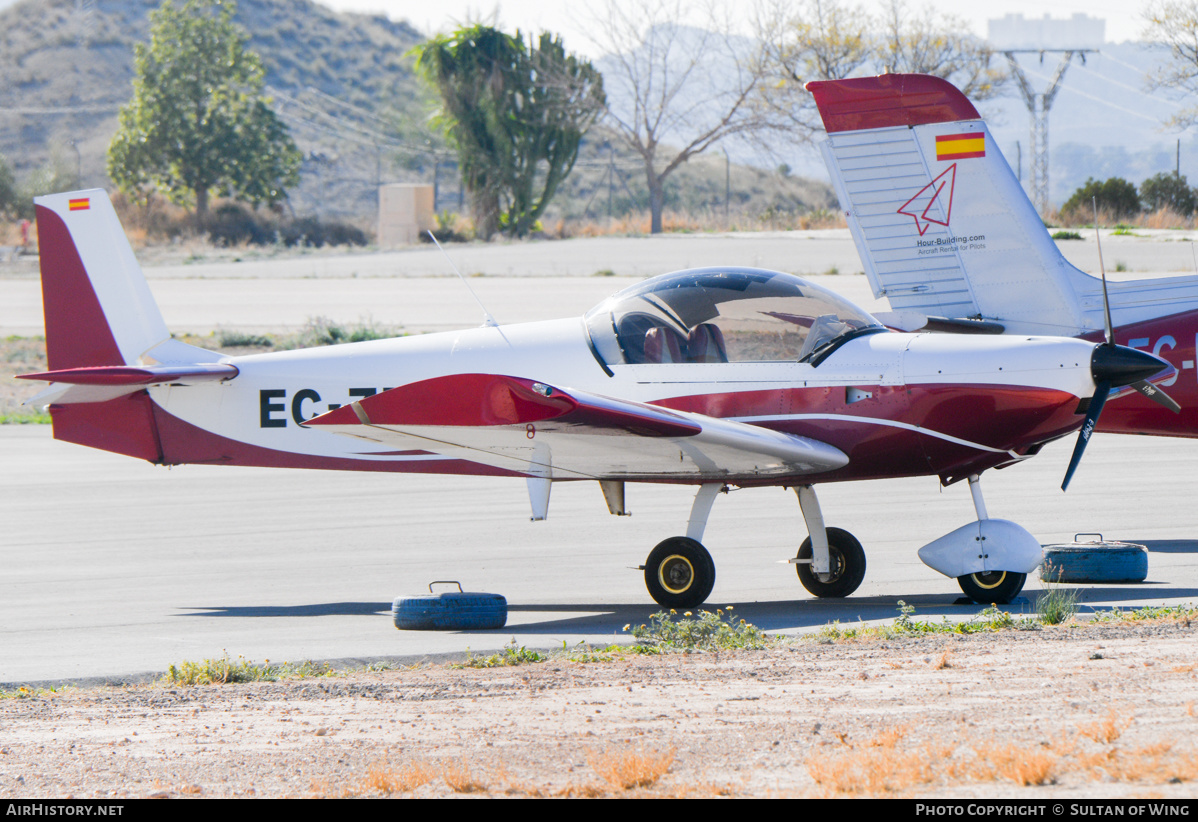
left=957, top=571, right=1026, bottom=604
left=1041, top=541, right=1147, bottom=584
left=796, top=527, right=866, bottom=598
left=644, top=537, right=716, bottom=609
left=393, top=590, right=507, bottom=631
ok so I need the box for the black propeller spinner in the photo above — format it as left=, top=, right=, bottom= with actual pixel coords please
left=1061, top=206, right=1181, bottom=491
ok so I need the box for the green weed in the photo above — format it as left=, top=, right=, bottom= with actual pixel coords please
left=457, top=640, right=547, bottom=668
left=811, top=601, right=1036, bottom=643
left=216, top=328, right=273, bottom=348
left=277, top=316, right=400, bottom=349
left=1092, top=604, right=1198, bottom=624
left=0, top=410, right=51, bottom=424
left=1036, top=564, right=1081, bottom=625
left=163, top=652, right=334, bottom=685
left=628, top=607, right=768, bottom=652
left=0, top=684, right=70, bottom=699
left=1052, top=230, right=1083, bottom=240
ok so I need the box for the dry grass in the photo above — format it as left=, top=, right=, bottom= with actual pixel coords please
left=441, top=756, right=489, bottom=793
left=587, top=744, right=676, bottom=791
left=1052, top=205, right=1197, bottom=230
left=806, top=725, right=954, bottom=796
left=976, top=743, right=1060, bottom=786
left=1078, top=709, right=1132, bottom=744
left=360, top=758, right=437, bottom=795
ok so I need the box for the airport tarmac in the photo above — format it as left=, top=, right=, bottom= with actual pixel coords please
left=5, top=425, right=1198, bottom=687
left=3, top=231, right=1198, bottom=686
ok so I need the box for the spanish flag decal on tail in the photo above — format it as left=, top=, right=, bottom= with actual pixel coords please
left=68, top=197, right=91, bottom=211
left=935, top=133, right=984, bottom=161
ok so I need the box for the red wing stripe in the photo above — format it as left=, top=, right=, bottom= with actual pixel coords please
left=306, top=374, right=703, bottom=438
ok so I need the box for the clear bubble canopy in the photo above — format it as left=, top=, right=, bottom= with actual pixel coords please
left=584, top=267, right=885, bottom=368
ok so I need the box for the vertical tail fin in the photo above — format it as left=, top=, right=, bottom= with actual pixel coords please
left=808, top=75, right=1098, bottom=336
left=35, top=190, right=170, bottom=370
left=30, top=190, right=224, bottom=462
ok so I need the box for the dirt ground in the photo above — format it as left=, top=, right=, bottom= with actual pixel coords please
left=3, top=622, right=1198, bottom=799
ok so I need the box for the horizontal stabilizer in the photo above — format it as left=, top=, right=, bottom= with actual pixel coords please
left=19, top=363, right=238, bottom=386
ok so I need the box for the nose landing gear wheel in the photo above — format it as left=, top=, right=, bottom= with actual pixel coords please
left=957, top=571, right=1026, bottom=604
left=644, top=537, right=715, bottom=608
left=796, top=527, right=866, bottom=598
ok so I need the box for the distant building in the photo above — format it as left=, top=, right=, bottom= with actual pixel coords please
left=987, top=13, right=1105, bottom=50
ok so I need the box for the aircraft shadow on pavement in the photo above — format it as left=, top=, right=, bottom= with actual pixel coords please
left=500, top=594, right=1028, bottom=635
left=178, top=602, right=392, bottom=618
left=1139, top=540, right=1198, bottom=553
left=1067, top=586, right=1198, bottom=606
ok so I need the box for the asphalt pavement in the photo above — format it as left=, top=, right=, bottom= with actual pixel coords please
left=3, top=231, right=1197, bottom=686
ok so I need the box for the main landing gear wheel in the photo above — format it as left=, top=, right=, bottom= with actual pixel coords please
left=957, top=571, right=1026, bottom=604
left=644, top=537, right=716, bottom=608
left=796, top=527, right=866, bottom=598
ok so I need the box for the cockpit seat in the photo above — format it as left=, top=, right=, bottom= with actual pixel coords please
left=686, top=323, right=728, bottom=363
left=643, top=326, right=686, bottom=363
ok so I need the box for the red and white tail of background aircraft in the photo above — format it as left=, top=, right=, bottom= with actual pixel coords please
left=19, top=190, right=1175, bottom=606
left=809, top=73, right=1198, bottom=442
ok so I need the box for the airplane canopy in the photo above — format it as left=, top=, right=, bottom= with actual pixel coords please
left=584, top=267, right=884, bottom=367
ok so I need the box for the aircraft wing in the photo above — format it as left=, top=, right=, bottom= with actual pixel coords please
left=304, top=373, right=848, bottom=481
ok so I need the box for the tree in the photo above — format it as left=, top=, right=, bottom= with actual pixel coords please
left=876, top=1, right=1006, bottom=100
left=1141, top=171, right=1198, bottom=214
left=593, top=0, right=786, bottom=234
left=759, top=0, right=1006, bottom=136
left=0, top=155, right=17, bottom=220
left=107, top=0, right=301, bottom=226
left=413, top=25, right=605, bottom=239
left=1145, top=1, right=1198, bottom=128
left=1061, top=177, right=1142, bottom=221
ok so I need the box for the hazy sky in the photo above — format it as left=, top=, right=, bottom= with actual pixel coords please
left=317, top=0, right=1152, bottom=53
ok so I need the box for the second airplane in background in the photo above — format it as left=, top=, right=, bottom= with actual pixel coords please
left=809, top=73, right=1198, bottom=446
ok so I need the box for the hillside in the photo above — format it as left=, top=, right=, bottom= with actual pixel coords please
left=0, top=0, right=434, bottom=219
left=0, top=0, right=834, bottom=229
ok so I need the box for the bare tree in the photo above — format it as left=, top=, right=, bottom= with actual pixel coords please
left=877, top=1, right=1006, bottom=101
left=1145, top=0, right=1198, bottom=128
left=755, top=0, right=874, bottom=136
left=758, top=0, right=1007, bottom=134
left=590, top=0, right=786, bottom=233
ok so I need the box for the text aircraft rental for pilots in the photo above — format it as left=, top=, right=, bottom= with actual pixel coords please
left=20, top=191, right=1176, bottom=607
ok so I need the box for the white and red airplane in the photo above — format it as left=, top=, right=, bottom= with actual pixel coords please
left=809, top=73, right=1198, bottom=446
left=19, top=190, right=1175, bottom=606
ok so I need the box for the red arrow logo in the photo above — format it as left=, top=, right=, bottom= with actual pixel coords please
left=897, top=164, right=956, bottom=236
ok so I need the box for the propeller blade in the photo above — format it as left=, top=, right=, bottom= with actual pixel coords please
left=1130, top=380, right=1181, bottom=414
left=1062, top=381, right=1110, bottom=491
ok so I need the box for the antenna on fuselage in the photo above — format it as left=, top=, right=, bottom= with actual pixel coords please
left=427, top=230, right=499, bottom=328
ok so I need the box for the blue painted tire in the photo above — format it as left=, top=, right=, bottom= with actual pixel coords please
left=1040, top=542, right=1147, bottom=584
left=392, top=592, right=508, bottom=631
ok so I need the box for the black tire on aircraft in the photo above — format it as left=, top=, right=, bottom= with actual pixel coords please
left=644, top=537, right=716, bottom=608
left=957, top=571, right=1027, bottom=604
left=796, top=527, right=866, bottom=598
left=392, top=585, right=507, bottom=631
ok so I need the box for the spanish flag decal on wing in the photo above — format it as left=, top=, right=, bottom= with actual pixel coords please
left=68, top=198, right=91, bottom=211
left=935, top=133, right=984, bottom=161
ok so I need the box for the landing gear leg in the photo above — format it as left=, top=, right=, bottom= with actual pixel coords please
left=956, top=474, right=1027, bottom=604
left=642, top=484, right=722, bottom=608
left=792, top=485, right=866, bottom=598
